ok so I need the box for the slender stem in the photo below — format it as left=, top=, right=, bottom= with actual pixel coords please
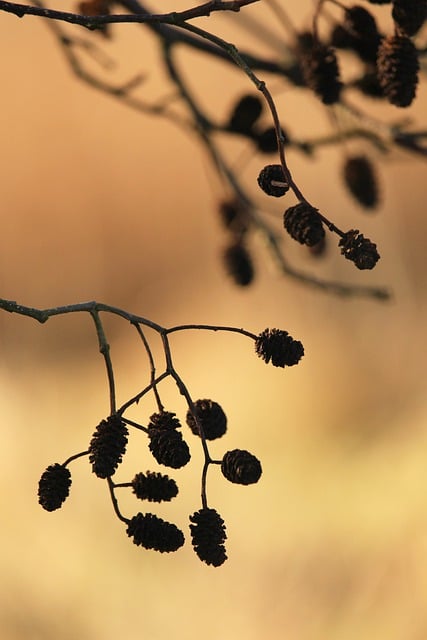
left=63, top=450, right=90, bottom=466
left=107, top=477, right=129, bottom=523
left=118, top=371, right=170, bottom=414
left=90, top=310, right=116, bottom=414
left=133, top=323, right=164, bottom=412
left=166, top=324, right=257, bottom=339
left=121, top=416, right=149, bottom=432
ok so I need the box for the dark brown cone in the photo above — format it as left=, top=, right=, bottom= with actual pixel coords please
left=227, top=94, right=263, bottom=134
left=300, top=42, right=342, bottom=104
left=392, top=0, right=427, bottom=37
left=377, top=35, right=419, bottom=107
left=257, top=164, right=289, bottom=197
left=148, top=428, right=191, bottom=469
left=38, top=463, right=72, bottom=512
left=131, top=471, right=178, bottom=502
left=284, top=202, right=325, bottom=246
left=148, top=411, right=182, bottom=431
left=223, top=242, right=254, bottom=287
left=342, top=6, right=382, bottom=63
left=88, top=414, right=128, bottom=478
left=343, top=155, right=378, bottom=209
left=186, top=399, right=227, bottom=440
left=221, top=449, right=262, bottom=485
left=189, top=508, right=227, bottom=567
left=126, top=513, right=184, bottom=552
left=339, top=229, right=380, bottom=269
left=255, top=327, right=304, bottom=368
left=218, top=200, right=249, bottom=234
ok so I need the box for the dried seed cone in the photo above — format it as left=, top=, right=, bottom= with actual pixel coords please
left=377, top=35, right=419, bottom=107
left=301, top=42, right=342, bottom=104
left=339, top=229, right=380, bottom=269
left=228, top=94, right=263, bottom=133
left=284, top=202, right=325, bottom=247
left=126, top=512, right=184, bottom=552
left=221, top=449, right=262, bottom=485
left=392, top=0, right=427, bottom=37
left=342, top=6, right=381, bottom=63
left=189, top=508, right=227, bottom=567
left=218, top=200, right=249, bottom=234
left=223, top=242, right=254, bottom=287
left=343, top=155, right=378, bottom=208
left=256, top=127, right=280, bottom=153
left=38, top=463, right=72, bottom=512
left=148, top=428, right=191, bottom=469
left=257, top=164, right=289, bottom=197
left=89, top=415, right=128, bottom=478
left=148, top=411, right=182, bottom=431
left=255, top=327, right=304, bottom=367
left=186, top=399, right=227, bottom=440
left=131, top=471, right=178, bottom=502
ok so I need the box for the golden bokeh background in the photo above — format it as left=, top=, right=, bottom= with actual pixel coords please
left=1, top=2, right=427, bottom=639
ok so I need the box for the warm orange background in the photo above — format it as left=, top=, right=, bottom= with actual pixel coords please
left=1, top=2, right=427, bottom=639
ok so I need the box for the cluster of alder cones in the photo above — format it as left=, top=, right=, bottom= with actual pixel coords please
left=221, top=0, right=426, bottom=287
left=38, top=328, right=304, bottom=566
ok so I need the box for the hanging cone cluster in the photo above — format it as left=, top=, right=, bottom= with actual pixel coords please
left=339, top=229, right=380, bottom=269
left=126, top=512, right=185, bottom=552
left=148, top=411, right=190, bottom=469
left=221, top=449, right=262, bottom=485
left=255, top=327, right=304, bottom=367
left=88, top=414, right=128, bottom=478
left=189, top=508, right=227, bottom=567
left=186, top=399, right=227, bottom=440
left=376, top=35, right=419, bottom=107
left=38, top=463, right=72, bottom=512
left=343, top=155, right=378, bottom=209
left=283, top=202, right=325, bottom=247
left=131, top=471, right=178, bottom=502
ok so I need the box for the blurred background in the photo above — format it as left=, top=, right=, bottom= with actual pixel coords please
left=1, top=2, right=427, bottom=639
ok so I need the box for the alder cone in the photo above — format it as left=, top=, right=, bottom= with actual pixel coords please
left=255, top=327, right=304, bottom=368
left=301, top=43, right=342, bottom=104
left=339, top=229, right=380, bottom=270
left=127, top=513, right=184, bottom=552
left=377, top=35, right=419, bottom=107
left=131, top=471, right=178, bottom=502
left=221, top=449, right=262, bottom=485
left=148, top=428, right=191, bottom=469
left=392, top=0, right=427, bottom=37
left=284, top=202, right=325, bottom=247
left=223, top=242, right=254, bottom=287
left=189, top=508, right=227, bottom=567
left=228, top=94, right=263, bottom=133
left=38, top=463, right=72, bottom=512
left=88, top=415, right=128, bottom=478
left=343, top=155, right=378, bottom=209
left=257, top=164, right=289, bottom=197
left=186, top=399, right=227, bottom=440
